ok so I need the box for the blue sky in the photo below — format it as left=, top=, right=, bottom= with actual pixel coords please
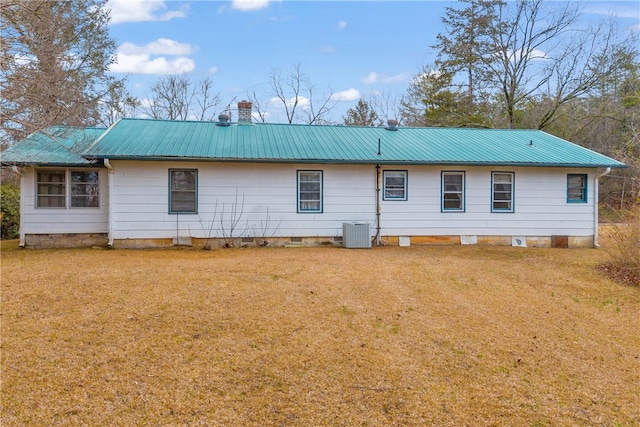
left=105, top=0, right=640, bottom=123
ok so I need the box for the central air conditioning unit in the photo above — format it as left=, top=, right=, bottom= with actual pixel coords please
left=342, top=223, right=371, bottom=249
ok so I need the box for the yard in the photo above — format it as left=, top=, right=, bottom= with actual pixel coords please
left=1, top=240, right=638, bottom=426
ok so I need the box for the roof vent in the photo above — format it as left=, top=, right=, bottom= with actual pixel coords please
left=385, top=119, right=398, bottom=131
left=217, top=114, right=230, bottom=126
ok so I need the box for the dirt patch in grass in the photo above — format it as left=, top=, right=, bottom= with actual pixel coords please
left=2, top=244, right=639, bottom=426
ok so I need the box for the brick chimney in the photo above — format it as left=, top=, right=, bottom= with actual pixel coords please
left=238, top=100, right=252, bottom=124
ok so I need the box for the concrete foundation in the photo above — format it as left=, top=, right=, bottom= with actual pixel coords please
left=25, top=233, right=108, bottom=248
left=23, top=234, right=596, bottom=249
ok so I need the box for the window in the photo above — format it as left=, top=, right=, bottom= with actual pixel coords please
left=383, top=170, right=407, bottom=201
left=442, top=171, right=465, bottom=211
left=169, top=169, right=197, bottom=214
left=567, top=174, right=587, bottom=203
left=71, top=171, right=100, bottom=207
left=36, top=169, right=101, bottom=209
left=37, top=170, right=66, bottom=208
left=492, top=172, right=514, bottom=212
left=298, top=170, right=322, bottom=213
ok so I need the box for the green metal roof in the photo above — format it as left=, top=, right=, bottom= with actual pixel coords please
left=82, top=118, right=625, bottom=168
left=1, top=127, right=106, bottom=166
left=1, top=119, right=626, bottom=168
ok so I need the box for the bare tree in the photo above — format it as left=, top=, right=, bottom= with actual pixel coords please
left=1, top=0, right=123, bottom=142
left=98, top=79, right=140, bottom=127
left=146, top=75, right=192, bottom=120
left=534, top=19, right=634, bottom=130
left=481, top=0, right=581, bottom=128
left=247, top=90, right=269, bottom=123
left=145, top=74, right=220, bottom=121
left=370, top=91, right=403, bottom=125
left=270, top=65, right=302, bottom=124
left=195, top=77, right=221, bottom=121
left=269, top=63, right=338, bottom=124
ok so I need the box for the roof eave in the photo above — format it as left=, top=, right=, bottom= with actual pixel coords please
left=1, top=161, right=103, bottom=168
left=80, top=154, right=627, bottom=168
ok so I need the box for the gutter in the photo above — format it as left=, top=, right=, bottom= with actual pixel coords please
left=11, top=166, right=26, bottom=247
left=594, top=167, right=611, bottom=248
left=104, top=159, right=114, bottom=247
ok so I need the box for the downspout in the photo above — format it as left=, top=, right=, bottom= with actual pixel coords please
left=104, top=159, right=114, bottom=247
left=593, top=167, right=611, bottom=248
left=375, top=164, right=381, bottom=246
left=11, top=166, right=25, bottom=247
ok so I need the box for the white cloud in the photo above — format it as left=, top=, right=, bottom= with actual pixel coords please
left=320, top=45, right=336, bottom=54
left=509, top=48, right=549, bottom=62
left=231, top=0, right=271, bottom=11
left=111, top=38, right=196, bottom=74
left=584, top=5, right=640, bottom=20
left=119, top=39, right=193, bottom=56
left=337, top=20, right=347, bottom=30
left=330, top=88, right=361, bottom=102
left=111, top=53, right=195, bottom=75
left=107, top=0, right=187, bottom=24
left=361, top=71, right=410, bottom=85
left=411, top=69, right=442, bottom=85
left=208, top=66, right=219, bottom=74
left=269, top=96, right=310, bottom=110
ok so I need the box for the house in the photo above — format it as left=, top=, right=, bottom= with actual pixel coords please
left=1, top=102, right=626, bottom=249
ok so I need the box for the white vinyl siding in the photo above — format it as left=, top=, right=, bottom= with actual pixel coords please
left=379, top=167, right=593, bottom=237
left=22, top=168, right=108, bottom=234
left=109, top=162, right=373, bottom=240
left=32, top=161, right=591, bottom=241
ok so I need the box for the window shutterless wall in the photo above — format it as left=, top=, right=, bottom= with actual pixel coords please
left=21, top=168, right=108, bottom=234
left=379, top=166, right=594, bottom=237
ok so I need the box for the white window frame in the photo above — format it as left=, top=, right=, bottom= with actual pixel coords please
left=441, top=171, right=465, bottom=211
left=492, top=172, right=514, bottom=213
left=36, top=170, right=67, bottom=208
left=297, top=170, right=323, bottom=213
left=36, top=169, right=101, bottom=209
left=383, top=170, right=408, bottom=201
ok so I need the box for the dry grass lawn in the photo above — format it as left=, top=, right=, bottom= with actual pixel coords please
left=1, top=239, right=639, bottom=426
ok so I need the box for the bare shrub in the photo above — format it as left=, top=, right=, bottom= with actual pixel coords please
left=599, top=207, right=640, bottom=286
